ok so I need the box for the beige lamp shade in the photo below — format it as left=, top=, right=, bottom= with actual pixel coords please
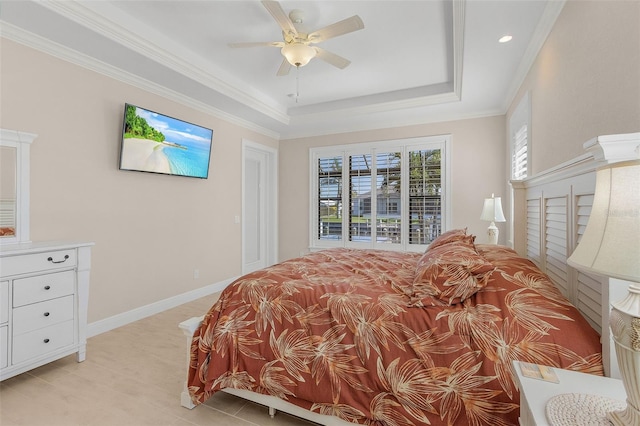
left=567, top=160, right=640, bottom=283
left=480, top=195, right=506, bottom=223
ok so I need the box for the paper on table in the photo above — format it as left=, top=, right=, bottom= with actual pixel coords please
left=519, top=362, right=560, bottom=383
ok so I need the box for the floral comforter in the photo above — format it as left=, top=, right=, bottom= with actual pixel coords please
left=187, top=245, right=603, bottom=425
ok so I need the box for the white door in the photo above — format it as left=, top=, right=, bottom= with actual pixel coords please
left=242, top=141, right=277, bottom=274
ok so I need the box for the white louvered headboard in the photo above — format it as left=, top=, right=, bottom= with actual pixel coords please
left=512, top=132, right=640, bottom=379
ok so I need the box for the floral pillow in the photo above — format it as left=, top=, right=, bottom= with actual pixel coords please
left=427, top=228, right=475, bottom=252
left=410, top=241, right=496, bottom=306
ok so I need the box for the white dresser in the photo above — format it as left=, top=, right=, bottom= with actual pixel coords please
left=0, top=241, right=93, bottom=381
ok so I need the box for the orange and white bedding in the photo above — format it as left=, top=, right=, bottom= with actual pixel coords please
left=0, top=227, right=15, bottom=236
left=186, top=230, right=603, bottom=425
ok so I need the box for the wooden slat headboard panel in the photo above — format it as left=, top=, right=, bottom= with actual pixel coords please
left=515, top=158, right=599, bottom=324
left=512, top=132, right=640, bottom=379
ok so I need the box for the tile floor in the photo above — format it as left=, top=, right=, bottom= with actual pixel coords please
left=0, top=294, right=317, bottom=426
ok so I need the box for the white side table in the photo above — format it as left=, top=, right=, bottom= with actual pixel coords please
left=513, top=361, right=627, bottom=426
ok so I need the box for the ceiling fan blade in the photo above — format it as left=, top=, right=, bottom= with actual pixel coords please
left=228, top=41, right=284, bottom=48
left=262, top=1, right=298, bottom=38
left=276, top=58, right=292, bottom=76
left=308, top=15, right=364, bottom=43
left=314, top=47, right=351, bottom=69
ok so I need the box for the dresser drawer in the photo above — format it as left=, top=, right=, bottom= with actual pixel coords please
left=0, top=281, right=8, bottom=324
left=13, top=271, right=75, bottom=307
left=0, top=325, right=7, bottom=369
left=0, top=249, right=77, bottom=277
left=13, top=295, right=74, bottom=335
left=12, top=320, right=74, bottom=365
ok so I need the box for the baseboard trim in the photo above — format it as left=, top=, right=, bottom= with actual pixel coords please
left=86, top=277, right=237, bottom=337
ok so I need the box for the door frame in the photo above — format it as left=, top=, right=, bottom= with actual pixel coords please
left=241, top=139, right=278, bottom=274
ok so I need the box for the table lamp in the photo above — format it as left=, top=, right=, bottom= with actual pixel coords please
left=567, top=159, right=640, bottom=425
left=480, top=193, right=506, bottom=244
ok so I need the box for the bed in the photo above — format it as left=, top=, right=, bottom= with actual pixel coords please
left=179, top=133, right=639, bottom=425
left=181, top=232, right=603, bottom=425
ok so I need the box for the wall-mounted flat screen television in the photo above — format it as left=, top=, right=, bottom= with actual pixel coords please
left=119, top=103, right=213, bottom=179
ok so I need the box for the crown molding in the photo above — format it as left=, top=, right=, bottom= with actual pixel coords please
left=2, top=0, right=533, bottom=142
left=36, top=0, right=290, bottom=126
left=37, top=0, right=466, bottom=124
left=502, top=0, right=566, bottom=112
left=0, top=22, right=281, bottom=140
left=452, top=0, right=465, bottom=100
left=281, top=107, right=504, bottom=140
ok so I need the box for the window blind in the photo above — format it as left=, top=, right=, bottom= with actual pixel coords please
left=317, top=156, right=343, bottom=241
left=348, top=154, right=373, bottom=242
left=408, top=149, right=441, bottom=245
left=311, top=136, right=448, bottom=251
left=512, top=124, right=528, bottom=180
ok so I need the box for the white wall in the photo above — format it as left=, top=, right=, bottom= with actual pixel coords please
left=508, top=0, right=640, bottom=174
left=506, top=1, right=640, bottom=252
left=0, top=39, right=278, bottom=324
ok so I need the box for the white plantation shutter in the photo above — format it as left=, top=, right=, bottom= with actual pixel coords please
left=348, top=154, right=373, bottom=242
left=544, top=196, right=569, bottom=298
left=408, top=149, right=442, bottom=245
left=317, top=156, right=343, bottom=241
left=311, top=136, right=449, bottom=252
left=512, top=125, right=528, bottom=180
left=574, top=193, right=602, bottom=333
left=375, top=152, right=402, bottom=244
left=346, top=149, right=441, bottom=246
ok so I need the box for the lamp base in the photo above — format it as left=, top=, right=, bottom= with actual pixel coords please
left=606, top=332, right=640, bottom=426
left=607, top=283, right=640, bottom=426
left=486, top=222, right=499, bottom=245
left=607, top=405, right=640, bottom=426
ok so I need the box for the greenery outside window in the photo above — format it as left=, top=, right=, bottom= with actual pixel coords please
left=310, top=135, right=451, bottom=252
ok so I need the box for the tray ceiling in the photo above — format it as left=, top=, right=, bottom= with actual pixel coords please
left=0, top=1, right=561, bottom=139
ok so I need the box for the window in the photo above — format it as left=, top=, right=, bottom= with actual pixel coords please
left=310, top=136, right=451, bottom=252
left=512, top=125, right=528, bottom=180
left=510, top=92, right=530, bottom=180
left=317, top=156, right=343, bottom=240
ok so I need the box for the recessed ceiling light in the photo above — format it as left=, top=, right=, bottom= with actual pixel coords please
left=499, top=35, right=513, bottom=43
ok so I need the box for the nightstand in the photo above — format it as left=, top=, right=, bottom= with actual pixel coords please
left=513, top=361, right=627, bottom=426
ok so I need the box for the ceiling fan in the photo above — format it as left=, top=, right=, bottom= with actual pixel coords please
left=229, top=1, right=364, bottom=76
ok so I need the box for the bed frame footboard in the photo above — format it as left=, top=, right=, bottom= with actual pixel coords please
left=179, top=315, right=205, bottom=409
left=178, top=315, right=351, bottom=425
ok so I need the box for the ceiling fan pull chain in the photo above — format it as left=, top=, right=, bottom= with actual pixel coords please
left=296, top=65, right=300, bottom=103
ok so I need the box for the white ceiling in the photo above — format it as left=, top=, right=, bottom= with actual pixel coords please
left=0, top=0, right=561, bottom=139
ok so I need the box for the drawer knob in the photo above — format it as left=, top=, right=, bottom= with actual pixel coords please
left=44, top=285, right=51, bottom=290
left=44, top=338, right=50, bottom=343
left=44, top=312, right=50, bottom=317
left=47, top=255, right=69, bottom=264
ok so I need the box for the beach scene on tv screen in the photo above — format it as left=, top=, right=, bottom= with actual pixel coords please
left=120, top=105, right=213, bottom=178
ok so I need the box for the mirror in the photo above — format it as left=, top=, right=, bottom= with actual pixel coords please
left=0, top=146, right=17, bottom=238
left=0, top=129, right=36, bottom=245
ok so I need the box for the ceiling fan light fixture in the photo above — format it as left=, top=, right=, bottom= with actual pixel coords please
left=281, top=42, right=316, bottom=67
